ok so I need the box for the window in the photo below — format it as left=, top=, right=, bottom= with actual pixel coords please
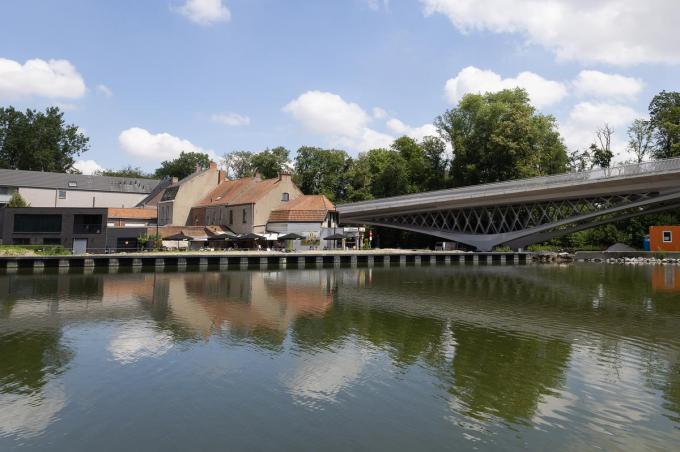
left=282, top=192, right=289, bottom=202
left=43, top=238, right=61, bottom=245
left=229, top=210, right=233, bottom=225
left=14, top=214, right=62, bottom=233
left=13, top=238, right=31, bottom=245
left=242, top=208, right=247, bottom=224
left=68, top=181, right=77, bottom=188
left=73, top=214, right=103, bottom=234
left=58, top=190, right=66, bottom=199
left=161, top=187, right=179, bottom=201
left=663, top=231, right=672, bottom=242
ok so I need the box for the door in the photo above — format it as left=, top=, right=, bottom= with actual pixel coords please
left=72, top=238, right=87, bottom=254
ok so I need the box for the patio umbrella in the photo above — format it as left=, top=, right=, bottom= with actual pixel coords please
left=164, top=231, right=193, bottom=250
left=236, top=232, right=267, bottom=241
left=324, top=233, right=346, bottom=240
left=278, top=232, right=305, bottom=240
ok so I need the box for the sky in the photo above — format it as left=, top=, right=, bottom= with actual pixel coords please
left=0, top=0, right=678, bottom=174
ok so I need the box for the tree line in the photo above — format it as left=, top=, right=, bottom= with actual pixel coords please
left=2, top=89, right=679, bottom=248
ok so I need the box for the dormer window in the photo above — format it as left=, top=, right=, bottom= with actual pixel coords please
left=68, top=181, right=77, bottom=187
left=282, top=192, right=289, bottom=202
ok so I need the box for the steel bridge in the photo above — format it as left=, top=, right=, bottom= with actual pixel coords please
left=337, top=158, right=680, bottom=251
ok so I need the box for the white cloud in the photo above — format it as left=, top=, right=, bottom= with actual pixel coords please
left=283, top=90, right=370, bottom=137
left=444, top=66, right=567, bottom=108
left=284, top=90, right=438, bottom=152
left=365, top=0, right=390, bottom=11
left=74, top=159, right=103, bottom=175
left=421, top=0, right=680, bottom=65
left=0, top=58, right=86, bottom=100
left=96, top=84, right=113, bottom=98
left=386, top=118, right=438, bottom=141
left=560, top=101, right=640, bottom=153
left=211, top=112, right=250, bottom=127
left=176, top=0, right=231, bottom=26
left=372, top=107, right=387, bottom=119
left=0, top=381, right=66, bottom=439
left=119, top=127, right=214, bottom=161
left=573, top=70, right=643, bottom=100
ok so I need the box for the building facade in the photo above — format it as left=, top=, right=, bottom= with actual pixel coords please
left=188, top=172, right=303, bottom=234
left=157, top=163, right=223, bottom=226
left=0, top=207, right=109, bottom=252
left=649, top=226, right=680, bottom=252
left=0, top=169, right=160, bottom=208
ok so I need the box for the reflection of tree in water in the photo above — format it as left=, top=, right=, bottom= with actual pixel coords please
left=662, top=360, right=680, bottom=424
left=0, top=331, right=73, bottom=395
left=448, top=324, right=570, bottom=424
left=292, top=301, right=447, bottom=367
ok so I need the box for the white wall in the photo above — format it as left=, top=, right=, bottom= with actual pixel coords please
left=18, top=187, right=146, bottom=208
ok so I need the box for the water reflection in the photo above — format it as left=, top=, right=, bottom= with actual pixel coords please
left=0, top=265, right=679, bottom=450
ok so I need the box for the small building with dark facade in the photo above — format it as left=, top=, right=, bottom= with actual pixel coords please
left=0, top=207, right=109, bottom=253
left=0, top=207, right=158, bottom=253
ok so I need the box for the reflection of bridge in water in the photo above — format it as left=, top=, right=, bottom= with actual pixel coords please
left=338, top=158, right=680, bottom=250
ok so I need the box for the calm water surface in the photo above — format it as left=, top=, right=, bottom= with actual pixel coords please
left=1, top=264, right=679, bottom=451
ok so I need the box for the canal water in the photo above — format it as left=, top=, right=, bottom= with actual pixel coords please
left=1, top=264, right=679, bottom=451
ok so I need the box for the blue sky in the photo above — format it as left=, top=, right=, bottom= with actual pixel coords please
left=0, top=0, right=678, bottom=173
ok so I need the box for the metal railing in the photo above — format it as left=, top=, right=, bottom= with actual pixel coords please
left=338, top=157, right=680, bottom=212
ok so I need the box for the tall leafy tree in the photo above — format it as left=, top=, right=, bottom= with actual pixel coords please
left=154, top=151, right=211, bottom=180
left=0, top=106, right=89, bottom=172
left=221, top=150, right=254, bottom=179
left=251, top=146, right=289, bottom=179
left=96, top=166, right=153, bottom=178
left=627, top=119, right=653, bottom=163
left=648, top=90, right=680, bottom=159
left=293, top=147, right=350, bottom=201
left=434, top=88, right=568, bottom=187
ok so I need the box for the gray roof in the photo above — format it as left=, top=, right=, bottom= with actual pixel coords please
left=0, top=168, right=160, bottom=194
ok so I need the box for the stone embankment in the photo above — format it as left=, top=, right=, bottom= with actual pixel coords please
left=575, top=251, right=680, bottom=265
left=531, top=252, right=574, bottom=264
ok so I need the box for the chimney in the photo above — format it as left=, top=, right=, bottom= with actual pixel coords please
left=171, top=177, right=179, bottom=184
left=279, top=170, right=291, bottom=181
left=195, top=163, right=201, bottom=173
left=209, top=161, right=218, bottom=170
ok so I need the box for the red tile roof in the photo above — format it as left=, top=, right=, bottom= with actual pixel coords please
left=197, top=177, right=288, bottom=206
left=108, top=208, right=157, bottom=220
left=268, top=195, right=335, bottom=223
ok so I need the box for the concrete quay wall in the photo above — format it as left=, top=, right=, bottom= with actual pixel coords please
left=0, top=250, right=531, bottom=272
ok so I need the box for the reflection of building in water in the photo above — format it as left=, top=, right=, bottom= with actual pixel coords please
left=651, top=266, right=680, bottom=292
left=152, top=271, right=334, bottom=341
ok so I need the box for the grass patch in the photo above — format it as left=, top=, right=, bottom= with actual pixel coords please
left=0, top=245, right=71, bottom=256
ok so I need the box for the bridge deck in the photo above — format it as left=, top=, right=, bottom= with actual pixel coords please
left=339, top=157, right=680, bottom=216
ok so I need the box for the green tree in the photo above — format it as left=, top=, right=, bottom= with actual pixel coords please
left=421, top=136, right=450, bottom=190
left=0, top=106, right=89, bottom=172
left=221, top=150, right=254, bottom=179
left=154, top=151, right=211, bottom=180
left=627, top=119, right=654, bottom=163
left=251, top=146, right=289, bottom=179
left=293, top=147, right=350, bottom=201
left=589, top=143, right=613, bottom=169
left=6, top=191, right=30, bottom=207
left=648, top=90, right=680, bottom=159
left=391, top=136, right=429, bottom=192
left=346, top=148, right=410, bottom=200
left=96, top=166, right=153, bottom=178
left=434, top=88, right=568, bottom=187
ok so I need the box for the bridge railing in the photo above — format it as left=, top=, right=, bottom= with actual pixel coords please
left=339, top=157, right=680, bottom=211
